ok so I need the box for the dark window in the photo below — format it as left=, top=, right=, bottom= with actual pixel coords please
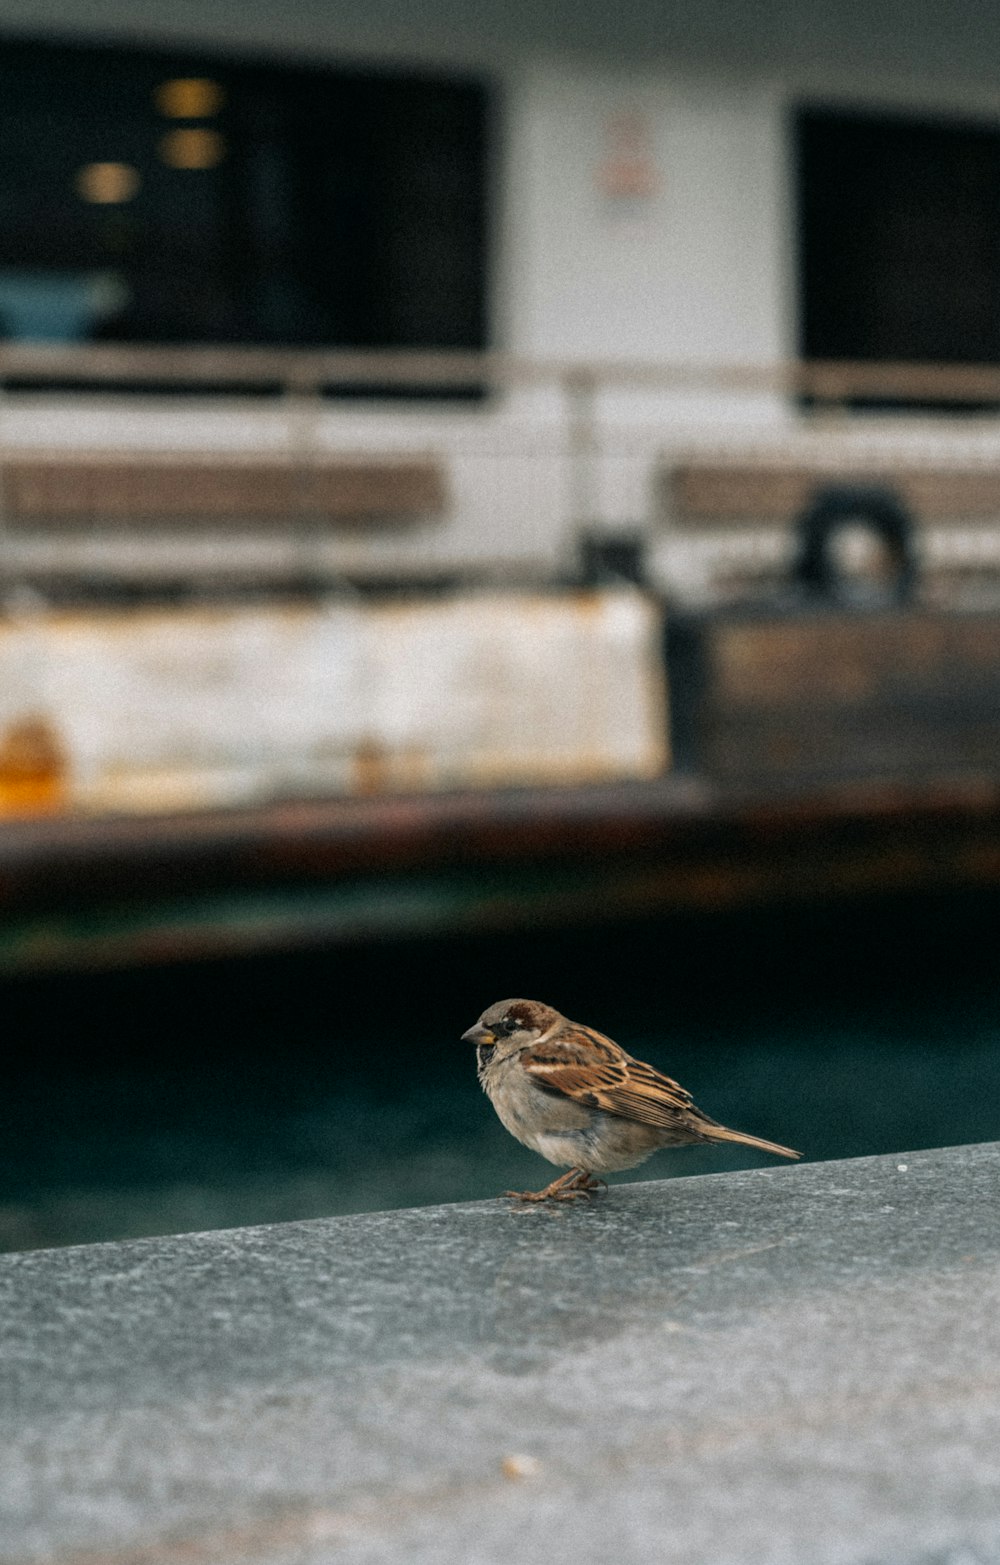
left=795, top=106, right=1000, bottom=397
left=0, top=39, right=489, bottom=359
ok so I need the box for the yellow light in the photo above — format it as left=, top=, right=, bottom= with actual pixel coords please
left=155, top=78, right=225, bottom=118
left=158, top=128, right=226, bottom=170
left=75, top=163, right=141, bottom=203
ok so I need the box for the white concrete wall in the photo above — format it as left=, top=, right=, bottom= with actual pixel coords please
left=0, top=590, right=668, bottom=814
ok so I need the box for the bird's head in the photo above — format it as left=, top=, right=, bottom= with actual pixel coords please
left=461, top=998, right=560, bottom=1058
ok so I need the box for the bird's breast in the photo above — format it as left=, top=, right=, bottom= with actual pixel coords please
left=480, top=1052, right=593, bottom=1143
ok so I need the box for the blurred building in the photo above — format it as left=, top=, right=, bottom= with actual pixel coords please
left=0, top=0, right=998, bottom=594
left=3, top=0, right=1000, bottom=973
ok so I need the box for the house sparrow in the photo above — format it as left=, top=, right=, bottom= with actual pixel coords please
left=462, top=998, right=800, bottom=1201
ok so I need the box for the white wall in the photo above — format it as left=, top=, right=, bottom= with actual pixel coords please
left=0, top=590, right=668, bottom=812
left=503, top=63, right=788, bottom=364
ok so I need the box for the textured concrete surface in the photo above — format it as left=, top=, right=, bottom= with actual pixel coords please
left=2, top=1144, right=1000, bottom=1565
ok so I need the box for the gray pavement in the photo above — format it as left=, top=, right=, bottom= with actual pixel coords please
left=2, top=1143, right=1000, bottom=1565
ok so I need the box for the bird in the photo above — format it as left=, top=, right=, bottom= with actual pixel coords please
left=462, top=998, right=800, bottom=1202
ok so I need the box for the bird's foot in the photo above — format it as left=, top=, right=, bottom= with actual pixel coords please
left=503, top=1169, right=604, bottom=1203
left=503, top=1186, right=592, bottom=1202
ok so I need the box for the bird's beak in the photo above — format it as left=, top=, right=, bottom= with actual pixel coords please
left=461, top=1023, right=494, bottom=1045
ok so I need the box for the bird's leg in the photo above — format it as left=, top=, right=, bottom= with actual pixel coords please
left=503, top=1167, right=600, bottom=1203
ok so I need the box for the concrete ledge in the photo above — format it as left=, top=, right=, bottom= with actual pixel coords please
left=2, top=1144, right=1000, bottom=1565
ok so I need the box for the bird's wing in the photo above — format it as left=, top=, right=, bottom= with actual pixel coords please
left=520, top=1026, right=705, bottom=1132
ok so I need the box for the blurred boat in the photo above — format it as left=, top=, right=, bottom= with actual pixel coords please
left=2, top=585, right=1000, bottom=974
left=3, top=350, right=1000, bottom=972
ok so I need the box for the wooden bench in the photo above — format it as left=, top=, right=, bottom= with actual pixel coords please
left=669, top=461, right=1000, bottom=527
left=0, top=454, right=448, bottom=528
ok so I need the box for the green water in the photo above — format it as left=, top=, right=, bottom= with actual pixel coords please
left=3, top=886, right=999, bottom=1251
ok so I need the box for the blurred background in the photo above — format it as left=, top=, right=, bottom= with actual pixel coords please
left=2, top=0, right=1000, bottom=1250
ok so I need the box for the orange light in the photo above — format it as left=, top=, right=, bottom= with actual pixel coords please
left=74, top=163, right=141, bottom=203
left=155, top=78, right=225, bottom=118
left=0, top=717, right=67, bottom=818
left=158, top=128, right=226, bottom=170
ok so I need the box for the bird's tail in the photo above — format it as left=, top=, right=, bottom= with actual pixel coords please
left=705, top=1125, right=801, bottom=1160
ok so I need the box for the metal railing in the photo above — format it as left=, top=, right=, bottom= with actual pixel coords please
left=3, top=345, right=1000, bottom=600
left=3, top=342, right=1000, bottom=403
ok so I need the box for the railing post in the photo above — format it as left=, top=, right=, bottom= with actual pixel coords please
left=283, top=360, right=326, bottom=584
left=563, top=365, right=600, bottom=544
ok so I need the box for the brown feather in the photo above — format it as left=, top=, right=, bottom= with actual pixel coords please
left=522, top=1027, right=699, bottom=1131
left=520, top=1023, right=800, bottom=1157
left=701, top=1125, right=801, bottom=1160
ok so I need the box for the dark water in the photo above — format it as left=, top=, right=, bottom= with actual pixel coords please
left=3, top=886, right=1000, bottom=1252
